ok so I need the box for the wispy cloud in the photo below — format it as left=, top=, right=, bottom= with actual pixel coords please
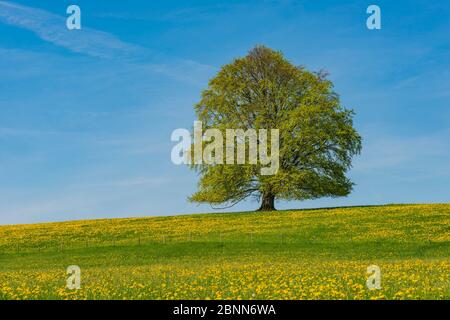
left=143, top=60, right=217, bottom=87
left=89, top=176, right=171, bottom=188
left=0, top=1, right=217, bottom=86
left=354, top=128, right=450, bottom=173
left=0, top=175, right=173, bottom=224
left=0, top=1, right=143, bottom=59
left=0, top=127, right=62, bottom=137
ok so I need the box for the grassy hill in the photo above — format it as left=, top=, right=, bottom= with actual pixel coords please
left=0, top=204, right=448, bottom=300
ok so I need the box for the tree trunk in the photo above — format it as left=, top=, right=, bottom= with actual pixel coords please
left=258, top=192, right=276, bottom=211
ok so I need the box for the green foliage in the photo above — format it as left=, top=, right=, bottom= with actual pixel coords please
left=190, top=46, right=362, bottom=209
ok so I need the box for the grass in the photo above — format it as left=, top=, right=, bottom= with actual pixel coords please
left=0, top=203, right=448, bottom=299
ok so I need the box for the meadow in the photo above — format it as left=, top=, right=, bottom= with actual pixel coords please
left=0, top=204, right=448, bottom=300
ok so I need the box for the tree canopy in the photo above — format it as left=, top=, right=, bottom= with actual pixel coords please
left=189, top=46, right=362, bottom=211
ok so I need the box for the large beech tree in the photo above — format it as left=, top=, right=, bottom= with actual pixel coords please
left=189, top=46, right=362, bottom=211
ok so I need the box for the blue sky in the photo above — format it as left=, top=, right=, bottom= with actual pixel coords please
left=0, top=0, right=449, bottom=224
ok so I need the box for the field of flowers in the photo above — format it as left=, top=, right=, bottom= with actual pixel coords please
left=0, top=204, right=448, bottom=300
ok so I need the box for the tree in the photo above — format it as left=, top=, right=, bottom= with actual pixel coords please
left=189, top=46, right=362, bottom=211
